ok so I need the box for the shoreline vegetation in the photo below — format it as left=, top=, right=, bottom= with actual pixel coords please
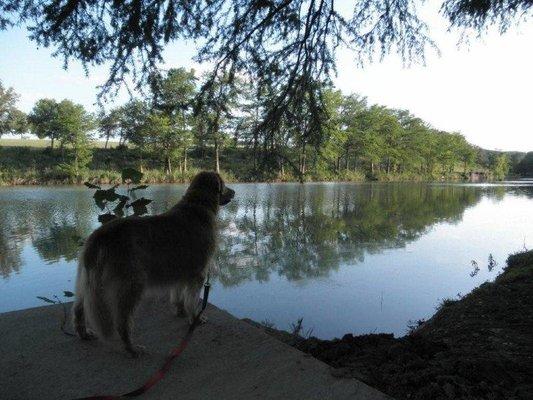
left=0, top=140, right=528, bottom=186
left=246, top=250, right=533, bottom=400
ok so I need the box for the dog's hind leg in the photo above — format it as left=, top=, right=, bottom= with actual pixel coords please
left=73, top=299, right=95, bottom=340
left=73, top=262, right=95, bottom=340
left=115, top=282, right=144, bottom=357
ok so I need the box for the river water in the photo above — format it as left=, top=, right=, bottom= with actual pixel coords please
left=1, top=182, right=532, bottom=338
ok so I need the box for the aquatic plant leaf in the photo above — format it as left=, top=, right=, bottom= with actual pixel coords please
left=93, top=188, right=120, bottom=210
left=105, top=188, right=120, bottom=202
left=122, top=168, right=143, bottom=184
left=98, top=213, right=117, bottom=224
left=63, top=291, right=74, bottom=298
left=113, top=198, right=128, bottom=217
left=128, top=197, right=152, bottom=216
left=84, top=182, right=101, bottom=189
left=93, top=189, right=107, bottom=209
left=37, top=296, right=56, bottom=304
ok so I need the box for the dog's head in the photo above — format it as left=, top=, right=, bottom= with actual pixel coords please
left=188, top=171, right=235, bottom=206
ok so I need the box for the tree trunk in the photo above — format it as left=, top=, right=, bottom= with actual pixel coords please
left=166, top=156, right=172, bottom=174
left=104, top=135, right=109, bottom=149
left=51, top=136, right=55, bottom=149
left=344, top=149, right=349, bottom=171
left=252, top=134, right=258, bottom=171
left=74, top=150, right=80, bottom=181
left=214, top=139, right=220, bottom=173
left=183, top=148, right=188, bottom=172
left=253, top=107, right=259, bottom=172
left=300, top=143, right=307, bottom=175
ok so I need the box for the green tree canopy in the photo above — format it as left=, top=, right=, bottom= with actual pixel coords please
left=97, top=108, right=123, bottom=149
left=489, top=153, right=510, bottom=180
left=515, top=152, right=533, bottom=177
left=28, top=98, right=61, bottom=148
left=55, top=100, right=94, bottom=147
left=55, top=100, right=94, bottom=180
left=0, top=81, right=27, bottom=137
left=139, top=113, right=179, bottom=173
left=148, top=68, right=197, bottom=173
left=6, top=75, right=518, bottom=183
left=116, top=99, right=150, bottom=147
left=29, top=98, right=94, bottom=178
left=195, top=73, right=240, bottom=173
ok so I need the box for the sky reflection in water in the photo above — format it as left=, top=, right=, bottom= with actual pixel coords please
left=0, top=182, right=532, bottom=338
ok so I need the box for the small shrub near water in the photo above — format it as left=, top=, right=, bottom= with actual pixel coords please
left=290, top=318, right=314, bottom=339
left=406, top=318, right=426, bottom=334
left=260, top=319, right=276, bottom=329
left=141, top=168, right=236, bottom=184
left=436, top=297, right=458, bottom=311
left=310, top=169, right=366, bottom=182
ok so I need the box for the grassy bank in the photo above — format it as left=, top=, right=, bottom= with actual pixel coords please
left=247, top=250, right=533, bottom=400
left=0, top=145, right=236, bottom=185
left=0, top=144, right=478, bottom=185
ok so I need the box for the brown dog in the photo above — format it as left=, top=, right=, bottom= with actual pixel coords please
left=73, top=171, right=235, bottom=356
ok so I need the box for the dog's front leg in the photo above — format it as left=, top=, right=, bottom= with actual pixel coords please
left=183, top=280, right=205, bottom=325
left=170, top=284, right=186, bottom=317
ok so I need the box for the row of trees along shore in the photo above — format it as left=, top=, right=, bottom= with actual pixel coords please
left=0, top=74, right=523, bottom=184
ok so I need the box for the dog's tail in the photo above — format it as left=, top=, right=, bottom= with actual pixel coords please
left=77, top=240, right=115, bottom=340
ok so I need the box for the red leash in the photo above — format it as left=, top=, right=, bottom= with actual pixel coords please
left=73, top=282, right=211, bottom=400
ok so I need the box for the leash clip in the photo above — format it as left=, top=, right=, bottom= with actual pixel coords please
left=201, top=280, right=211, bottom=311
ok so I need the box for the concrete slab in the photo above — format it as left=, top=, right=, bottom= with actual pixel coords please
left=0, top=299, right=391, bottom=400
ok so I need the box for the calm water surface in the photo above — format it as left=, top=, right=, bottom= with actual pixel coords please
left=1, top=182, right=532, bottom=338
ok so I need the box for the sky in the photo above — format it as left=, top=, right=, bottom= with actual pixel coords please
left=0, top=6, right=531, bottom=152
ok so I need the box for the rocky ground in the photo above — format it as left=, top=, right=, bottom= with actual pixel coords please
left=245, top=250, right=533, bottom=400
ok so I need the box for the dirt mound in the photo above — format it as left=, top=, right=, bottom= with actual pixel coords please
left=249, top=251, right=533, bottom=400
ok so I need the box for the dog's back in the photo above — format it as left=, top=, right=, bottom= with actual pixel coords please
left=83, top=204, right=217, bottom=283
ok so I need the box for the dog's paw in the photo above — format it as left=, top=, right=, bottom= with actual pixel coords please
left=188, top=314, right=208, bottom=326
left=76, top=328, right=97, bottom=341
left=80, top=331, right=97, bottom=341
left=126, top=344, right=147, bottom=358
left=174, top=308, right=186, bottom=318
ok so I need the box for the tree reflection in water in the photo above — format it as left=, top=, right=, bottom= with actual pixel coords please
left=215, top=183, right=484, bottom=287
left=0, top=188, right=93, bottom=276
left=0, top=183, right=523, bottom=283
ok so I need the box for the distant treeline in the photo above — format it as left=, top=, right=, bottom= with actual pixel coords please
left=0, top=73, right=527, bottom=184
left=514, top=152, right=533, bottom=177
